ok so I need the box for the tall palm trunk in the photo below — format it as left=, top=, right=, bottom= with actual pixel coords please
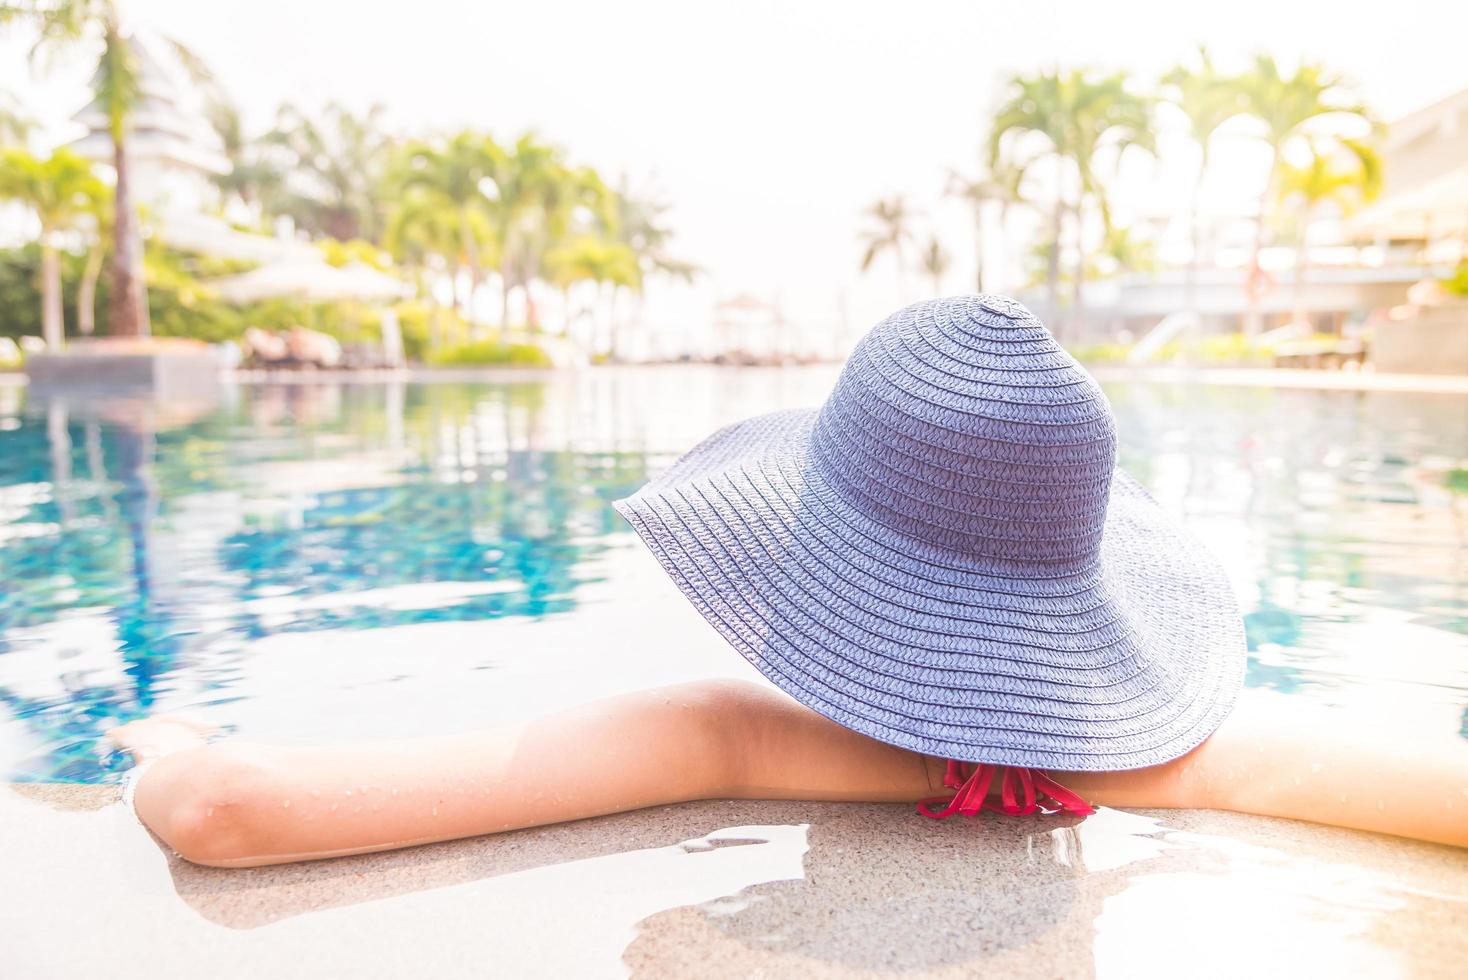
left=971, top=206, right=986, bottom=293
left=108, top=134, right=149, bottom=337
left=499, top=256, right=513, bottom=327
left=1291, top=205, right=1312, bottom=329
left=78, top=243, right=104, bottom=336
left=40, top=241, right=64, bottom=351
left=1069, top=201, right=1087, bottom=341
left=1184, top=152, right=1207, bottom=323
left=602, top=281, right=618, bottom=360
left=1243, top=147, right=1279, bottom=338
left=459, top=209, right=482, bottom=323
left=1045, top=201, right=1063, bottom=337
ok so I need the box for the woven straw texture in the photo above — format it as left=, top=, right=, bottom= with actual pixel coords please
left=614, top=295, right=1246, bottom=771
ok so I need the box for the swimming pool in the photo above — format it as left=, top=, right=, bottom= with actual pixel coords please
left=1, top=369, right=1464, bottom=783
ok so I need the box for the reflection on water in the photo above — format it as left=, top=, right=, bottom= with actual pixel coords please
left=0, top=371, right=1465, bottom=782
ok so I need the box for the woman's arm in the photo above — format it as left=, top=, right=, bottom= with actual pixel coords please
left=115, top=680, right=1465, bottom=869
left=1055, top=693, right=1468, bottom=848
left=116, top=678, right=935, bottom=868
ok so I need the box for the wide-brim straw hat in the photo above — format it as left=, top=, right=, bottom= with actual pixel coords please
left=615, top=295, right=1245, bottom=771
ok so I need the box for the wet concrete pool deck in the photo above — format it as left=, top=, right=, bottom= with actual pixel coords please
left=6, top=782, right=1465, bottom=979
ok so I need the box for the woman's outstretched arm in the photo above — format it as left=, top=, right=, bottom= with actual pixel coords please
left=1057, top=693, right=1468, bottom=848
left=113, top=679, right=937, bottom=868
left=113, top=679, right=1467, bottom=869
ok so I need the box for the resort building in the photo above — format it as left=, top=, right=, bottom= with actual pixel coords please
left=1028, top=88, right=1468, bottom=373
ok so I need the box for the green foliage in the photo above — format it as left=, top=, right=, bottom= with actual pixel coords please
left=0, top=242, right=486, bottom=362
left=426, top=338, right=553, bottom=368
left=1069, top=332, right=1283, bottom=366
left=317, top=238, right=392, bottom=269
left=1442, top=260, right=1468, bottom=298
left=0, top=147, right=107, bottom=232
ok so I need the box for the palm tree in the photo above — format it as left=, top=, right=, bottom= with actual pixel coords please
left=0, top=1, right=165, bottom=336
left=204, top=95, right=284, bottom=221
left=1237, top=55, right=1375, bottom=334
left=946, top=155, right=1026, bottom=293
left=263, top=102, right=391, bottom=242
left=614, top=178, right=697, bottom=284
left=1096, top=224, right=1158, bottom=278
left=488, top=133, right=575, bottom=327
left=990, top=69, right=1154, bottom=337
left=858, top=195, right=917, bottom=298
left=389, top=131, right=503, bottom=323
left=384, top=187, right=462, bottom=350
left=1276, top=138, right=1381, bottom=327
left=0, top=147, right=106, bottom=349
left=607, top=178, right=696, bottom=348
left=0, top=91, right=32, bottom=146
left=544, top=235, right=638, bottom=356
left=511, top=159, right=613, bottom=329
left=1161, top=47, right=1247, bottom=318
left=75, top=181, right=112, bottom=335
left=918, top=236, right=950, bottom=296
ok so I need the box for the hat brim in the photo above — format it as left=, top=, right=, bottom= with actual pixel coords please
left=614, top=407, right=1246, bottom=772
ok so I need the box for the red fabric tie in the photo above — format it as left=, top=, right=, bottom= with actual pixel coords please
left=916, top=759, right=1095, bottom=820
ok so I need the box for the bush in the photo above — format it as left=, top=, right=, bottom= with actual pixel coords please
left=1071, top=332, right=1280, bottom=367
left=1444, top=260, right=1468, bottom=298
left=426, top=338, right=553, bottom=368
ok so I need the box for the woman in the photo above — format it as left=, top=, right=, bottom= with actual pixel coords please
left=110, top=296, right=1468, bottom=866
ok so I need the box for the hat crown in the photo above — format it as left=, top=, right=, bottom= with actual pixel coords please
left=809, top=296, right=1117, bottom=566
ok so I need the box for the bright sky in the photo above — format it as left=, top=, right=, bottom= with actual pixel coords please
left=3, top=0, right=1466, bottom=349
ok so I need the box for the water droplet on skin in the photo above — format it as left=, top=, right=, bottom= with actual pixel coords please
left=206, top=807, right=215, bottom=817
left=1310, top=762, right=1322, bottom=773
left=432, top=806, right=439, bottom=817
left=344, top=789, right=353, bottom=797
left=282, top=800, right=291, bottom=808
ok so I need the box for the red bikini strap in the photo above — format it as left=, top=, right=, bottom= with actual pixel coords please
left=917, top=759, right=1094, bottom=820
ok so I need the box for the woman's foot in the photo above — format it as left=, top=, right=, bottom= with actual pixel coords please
left=106, top=715, right=220, bottom=765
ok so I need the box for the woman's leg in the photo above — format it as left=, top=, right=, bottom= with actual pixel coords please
left=110, top=679, right=938, bottom=869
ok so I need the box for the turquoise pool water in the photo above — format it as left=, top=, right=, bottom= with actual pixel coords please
left=1, top=370, right=1464, bottom=782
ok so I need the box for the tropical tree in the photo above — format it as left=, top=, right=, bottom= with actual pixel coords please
left=918, top=235, right=950, bottom=296
left=385, top=185, right=465, bottom=348
left=0, top=91, right=32, bottom=146
left=1, top=0, right=161, bottom=336
left=261, top=101, right=391, bottom=242
left=1275, top=138, right=1381, bottom=326
left=989, top=69, right=1154, bottom=336
left=75, top=180, right=111, bottom=335
left=0, top=147, right=106, bottom=349
left=604, top=178, right=696, bottom=349
left=1161, top=47, right=1247, bottom=316
left=946, top=154, right=1026, bottom=293
left=507, top=159, right=613, bottom=329
left=544, top=234, right=638, bottom=356
left=1095, top=224, right=1158, bottom=278
left=204, top=94, right=285, bottom=220
left=1236, top=55, right=1376, bottom=333
left=614, top=178, right=697, bottom=285
left=389, top=131, right=502, bottom=323
left=858, top=195, right=917, bottom=298
left=488, top=133, right=577, bottom=327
